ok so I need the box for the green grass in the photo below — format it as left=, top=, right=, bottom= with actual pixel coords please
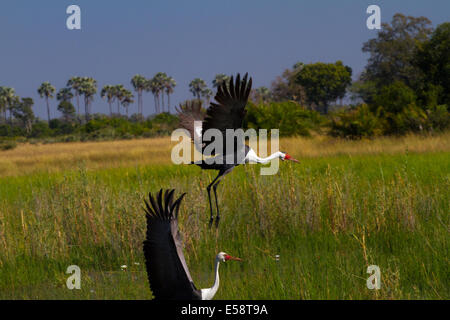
left=0, top=151, right=448, bottom=299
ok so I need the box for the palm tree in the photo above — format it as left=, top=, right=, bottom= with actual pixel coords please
left=101, top=85, right=117, bottom=116
left=0, top=88, right=5, bottom=122
left=79, top=77, right=97, bottom=121
left=154, top=72, right=168, bottom=112
left=67, top=77, right=83, bottom=115
left=201, top=88, right=213, bottom=106
left=212, top=73, right=230, bottom=89
left=37, top=82, right=56, bottom=123
left=189, top=78, right=207, bottom=100
left=114, top=84, right=126, bottom=115
left=144, top=78, right=154, bottom=114
left=131, top=74, right=147, bottom=116
left=120, top=89, right=134, bottom=117
left=164, top=76, right=176, bottom=113
left=148, top=77, right=161, bottom=114
left=56, top=88, right=74, bottom=103
left=0, top=87, right=18, bottom=123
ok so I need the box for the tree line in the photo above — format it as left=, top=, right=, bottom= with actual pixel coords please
left=0, top=13, right=448, bottom=142
left=251, top=14, right=449, bottom=138
left=0, top=73, right=233, bottom=126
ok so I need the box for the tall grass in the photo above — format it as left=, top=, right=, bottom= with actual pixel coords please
left=0, top=134, right=448, bottom=299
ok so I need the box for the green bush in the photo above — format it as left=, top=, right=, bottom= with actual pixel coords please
left=0, top=140, right=17, bottom=151
left=330, top=104, right=382, bottom=139
left=425, top=104, right=450, bottom=132
left=245, top=101, right=322, bottom=136
left=30, top=121, right=52, bottom=138
left=0, top=124, right=26, bottom=137
left=367, top=81, right=450, bottom=135
left=62, top=113, right=180, bottom=141
left=384, top=104, right=428, bottom=134
left=372, top=81, right=417, bottom=114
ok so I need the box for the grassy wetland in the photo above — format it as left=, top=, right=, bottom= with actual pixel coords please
left=0, top=133, right=449, bottom=299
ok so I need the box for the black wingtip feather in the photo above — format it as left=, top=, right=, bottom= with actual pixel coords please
left=245, top=77, right=253, bottom=100
left=144, top=189, right=186, bottom=221
left=172, top=193, right=186, bottom=219
left=202, top=72, right=253, bottom=140
left=156, top=189, right=164, bottom=219
left=235, top=73, right=241, bottom=98
left=239, top=73, right=247, bottom=97
left=229, top=75, right=235, bottom=99
left=164, top=189, right=175, bottom=216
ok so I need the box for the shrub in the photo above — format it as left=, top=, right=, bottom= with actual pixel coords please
left=245, top=101, right=322, bottom=136
left=147, top=112, right=179, bottom=136
left=0, top=124, right=26, bottom=137
left=385, top=104, right=428, bottom=134
left=0, top=140, right=18, bottom=151
left=30, top=121, right=52, bottom=138
left=425, top=104, right=450, bottom=132
left=372, top=81, right=417, bottom=114
left=329, top=104, right=382, bottom=139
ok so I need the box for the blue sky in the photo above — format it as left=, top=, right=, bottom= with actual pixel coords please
left=0, top=0, right=449, bottom=118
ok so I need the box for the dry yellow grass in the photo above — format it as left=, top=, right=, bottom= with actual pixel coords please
left=0, top=132, right=449, bottom=177
left=281, top=132, right=450, bottom=158
left=0, top=137, right=171, bottom=177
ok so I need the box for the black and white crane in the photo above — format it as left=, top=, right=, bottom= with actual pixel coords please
left=177, top=73, right=299, bottom=227
left=143, top=189, right=242, bottom=300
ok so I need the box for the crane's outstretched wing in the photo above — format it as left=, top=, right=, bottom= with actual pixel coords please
left=143, top=189, right=202, bottom=300
left=202, top=73, right=252, bottom=157
left=176, top=100, right=205, bottom=152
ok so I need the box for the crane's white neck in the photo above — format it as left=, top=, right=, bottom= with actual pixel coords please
left=246, top=149, right=283, bottom=164
left=201, top=257, right=221, bottom=300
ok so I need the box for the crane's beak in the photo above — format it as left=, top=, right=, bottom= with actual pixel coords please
left=225, top=255, right=242, bottom=262
left=285, top=153, right=300, bottom=163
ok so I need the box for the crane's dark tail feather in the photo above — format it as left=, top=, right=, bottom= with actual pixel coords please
left=143, top=189, right=186, bottom=222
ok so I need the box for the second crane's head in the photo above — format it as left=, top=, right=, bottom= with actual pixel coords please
left=217, top=252, right=242, bottom=263
left=280, top=151, right=300, bottom=163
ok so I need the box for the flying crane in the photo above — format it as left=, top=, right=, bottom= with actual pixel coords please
left=177, top=73, right=299, bottom=227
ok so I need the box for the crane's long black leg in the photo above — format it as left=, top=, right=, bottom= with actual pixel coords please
left=207, top=172, right=222, bottom=228
left=213, top=181, right=221, bottom=228
left=206, top=183, right=214, bottom=227
left=212, top=168, right=232, bottom=228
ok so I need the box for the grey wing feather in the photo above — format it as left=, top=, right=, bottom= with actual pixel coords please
left=176, top=100, right=205, bottom=152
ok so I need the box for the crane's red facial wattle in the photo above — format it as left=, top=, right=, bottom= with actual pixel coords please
left=284, top=153, right=300, bottom=163
left=225, top=255, right=242, bottom=262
